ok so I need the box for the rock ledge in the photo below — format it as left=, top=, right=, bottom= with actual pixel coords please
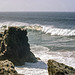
left=48, top=60, right=75, bottom=75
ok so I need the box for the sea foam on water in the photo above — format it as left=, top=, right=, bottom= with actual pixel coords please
left=15, top=45, right=75, bottom=75
left=0, top=21, right=75, bottom=36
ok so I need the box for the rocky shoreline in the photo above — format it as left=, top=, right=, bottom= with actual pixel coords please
left=0, top=60, right=18, bottom=75
left=0, top=27, right=75, bottom=75
left=0, top=27, right=37, bottom=75
left=48, top=60, right=75, bottom=75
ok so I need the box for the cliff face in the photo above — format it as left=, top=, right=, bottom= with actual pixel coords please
left=0, top=27, right=37, bottom=66
left=48, top=60, right=75, bottom=75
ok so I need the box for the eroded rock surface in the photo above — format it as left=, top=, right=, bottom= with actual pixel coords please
left=48, top=60, right=75, bottom=75
left=0, top=60, right=17, bottom=75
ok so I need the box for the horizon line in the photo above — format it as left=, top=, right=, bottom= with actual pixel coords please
left=0, top=10, right=75, bottom=13
left=0, top=11, right=75, bottom=13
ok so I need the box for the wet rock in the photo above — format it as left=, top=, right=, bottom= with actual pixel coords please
left=1, top=41, right=5, bottom=53
left=0, top=33, right=3, bottom=45
left=36, top=57, right=41, bottom=60
left=48, top=60, right=75, bottom=75
left=0, top=33, right=2, bottom=37
left=0, top=27, right=37, bottom=66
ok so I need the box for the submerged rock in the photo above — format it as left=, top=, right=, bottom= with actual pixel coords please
left=48, top=60, right=75, bottom=75
left=0, top=27, right=37, bottom=66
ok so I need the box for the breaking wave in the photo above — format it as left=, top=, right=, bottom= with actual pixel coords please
left=0, top=21, right=75, bottom=36
left=42, top=26, right=75, bottom=36
left=15, top=45, right=75, bottom=75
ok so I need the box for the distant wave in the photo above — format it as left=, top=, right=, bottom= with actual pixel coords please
left=42, top=26, right=75, bottom=36
left=0, top=21, right=75, bottom=36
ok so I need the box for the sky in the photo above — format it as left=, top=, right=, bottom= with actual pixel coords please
left=0, top=0, right=75, bottom=12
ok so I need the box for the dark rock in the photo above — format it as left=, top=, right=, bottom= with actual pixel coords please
left=0, top=27, right=37, bottom=66
left=1, top=41, right=5, bottom=53
left=36, top=57, right=41, bottom=60
left=0, top=38, right=2, bottom=45
left=0, top=33, right=2, bottom=37
left=48, top=60, right=75, bottom=75
left=0, top=33, right=3, bottom=46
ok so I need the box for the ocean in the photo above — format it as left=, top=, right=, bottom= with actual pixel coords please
left=0, top=12, right=75, bottom=75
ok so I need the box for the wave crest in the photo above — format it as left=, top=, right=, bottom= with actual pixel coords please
left=42, top=26, right=75, bottom=36
left=0, top=21, right=75, bottom=36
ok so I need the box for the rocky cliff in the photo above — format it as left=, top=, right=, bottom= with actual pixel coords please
left=0, top=27, right=37, bottom=66
left=48, top=60, right=75, bottom=75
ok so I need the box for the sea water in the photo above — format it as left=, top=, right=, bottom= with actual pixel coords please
left=0, top=12, right=75, bottom=75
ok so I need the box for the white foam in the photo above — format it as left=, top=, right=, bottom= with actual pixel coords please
left=42, top=26, right=75, bottom=36
left=30, top=45, right=75, bottom=67
left=15, top=45, right=75, bottom=75
left=16, top=66, right=48, bottom=75
left=0, top=21, right=75, bottom=36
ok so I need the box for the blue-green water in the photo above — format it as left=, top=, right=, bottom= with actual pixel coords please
left=0, top=12, right=75, bottom=51
left=0, top=12, right=75, bottom=75
left=0, top=12, right=75, bottom=29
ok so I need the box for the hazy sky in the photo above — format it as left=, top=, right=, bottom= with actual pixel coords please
left=0, top=0, right=75, bottom=12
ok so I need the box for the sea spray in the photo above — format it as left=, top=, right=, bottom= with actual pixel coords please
left=15, top=45, right=75, bottom=75
left=0, top=21, right=75, bottom=36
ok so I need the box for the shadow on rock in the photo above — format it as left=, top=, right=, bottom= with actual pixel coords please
left=0, top=27, right=37, bottom=66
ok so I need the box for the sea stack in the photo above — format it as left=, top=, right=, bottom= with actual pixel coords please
left=48, top=60, right=75, bottom=75
left=0, top=27, right=37, bottom=66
